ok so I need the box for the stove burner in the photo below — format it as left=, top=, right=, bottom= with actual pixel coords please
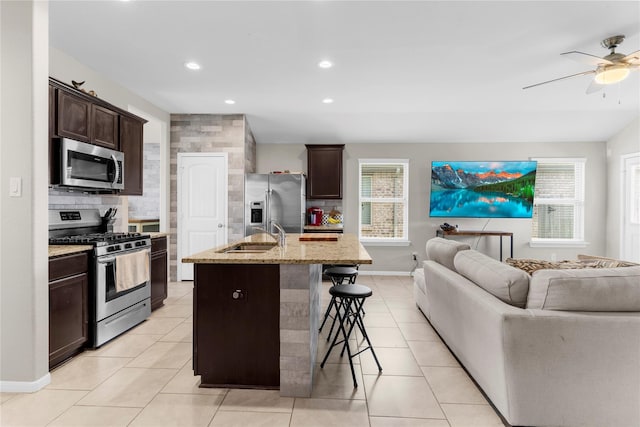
left=49, top=232, right=146, bottom=245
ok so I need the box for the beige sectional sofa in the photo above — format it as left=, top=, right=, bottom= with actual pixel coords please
left=413, top=237, right=640, bottom=427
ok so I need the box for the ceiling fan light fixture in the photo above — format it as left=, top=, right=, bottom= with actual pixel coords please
left=594, top=65, right=630, bottom=85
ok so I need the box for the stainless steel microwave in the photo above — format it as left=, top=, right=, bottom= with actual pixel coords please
left=59, top=138, right=124, bottom=191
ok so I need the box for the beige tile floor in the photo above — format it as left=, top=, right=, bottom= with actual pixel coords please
left=0, top=276, right=506, bottom=427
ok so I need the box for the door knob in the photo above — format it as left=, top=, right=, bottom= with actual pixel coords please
left=218, top=223, right=224, bottom=228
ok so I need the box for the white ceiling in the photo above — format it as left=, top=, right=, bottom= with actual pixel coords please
left=49, top=1, right=640, bottom=144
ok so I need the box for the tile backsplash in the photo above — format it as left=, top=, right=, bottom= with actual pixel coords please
left=128, top=143, right=160, bottom=220
left=49, top=189, right=127, bottom=232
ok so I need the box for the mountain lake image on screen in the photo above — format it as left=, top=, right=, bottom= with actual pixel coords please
left=429, top=161, right=537, bottom=218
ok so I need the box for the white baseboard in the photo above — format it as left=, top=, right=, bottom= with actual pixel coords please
left=358, top=270, right=413, bottom=276
left=0, top=372, right=51, bottom=393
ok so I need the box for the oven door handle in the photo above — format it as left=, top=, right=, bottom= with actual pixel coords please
left=111, top=154, right=120, bottom=187
left=98, top=256, right=116, bottom=264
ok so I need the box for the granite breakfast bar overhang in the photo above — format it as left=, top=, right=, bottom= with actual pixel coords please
left=181, top=233, right=372, bottom=397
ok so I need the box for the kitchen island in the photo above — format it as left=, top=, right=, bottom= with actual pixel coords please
left=182, top=233, right=372, bottom=397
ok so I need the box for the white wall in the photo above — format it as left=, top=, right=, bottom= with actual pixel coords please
left=258, top=141, right=608, bottom=273
left=606, top=116, right=640, bottom=259
left=0, top=1, right=50, bottom=391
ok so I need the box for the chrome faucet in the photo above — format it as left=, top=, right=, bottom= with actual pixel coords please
left=251, top=223, right=286, bottom=247
left=270, top=221, right=287, bottom=247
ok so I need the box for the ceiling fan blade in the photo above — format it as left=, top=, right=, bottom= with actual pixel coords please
left=523, top=70, right=596, bottom=90
left=622, top=50, right=640, bottom=64
left=560, top=51, right=613, bottom=66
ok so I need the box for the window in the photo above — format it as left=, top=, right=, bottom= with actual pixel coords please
left=530, top=157, right=586, bottom=246
left=358, top=159, right=409, bottom=244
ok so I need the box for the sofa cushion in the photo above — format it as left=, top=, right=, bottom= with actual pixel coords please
left=425, top=237, right=471, bottom=271
left=526, top=266, right=640, bottom=311
left=453, top=250, right=530, bottom=308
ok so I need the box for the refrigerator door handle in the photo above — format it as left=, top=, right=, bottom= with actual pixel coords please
left=265, top=189, right=271, bottom=230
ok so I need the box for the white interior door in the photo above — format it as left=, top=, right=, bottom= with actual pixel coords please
left=178, top=153, right=228, bottom=280
left=621, top=153, right=640, bottom=263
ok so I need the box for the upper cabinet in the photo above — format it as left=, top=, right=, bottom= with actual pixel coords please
left=57, top=90, right=92, bottom=142
left=91, top=105, right=119, bottom=150
left=49, top=78, right=146, bottom=194
left=306, top=144, right=344, bottom=199
left=120, top=115, right=144, bottom=196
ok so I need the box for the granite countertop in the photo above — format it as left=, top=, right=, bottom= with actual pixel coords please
left=49, top=245, right=94, bottom=258
left=129, top=218, right=160, bottom=223
left=182, top=233, right=371, bottom=265
left=147, top=232, right=170, bottom=238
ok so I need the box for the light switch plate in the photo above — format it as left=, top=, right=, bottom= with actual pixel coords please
left=9, top=177, right=22, bottom=197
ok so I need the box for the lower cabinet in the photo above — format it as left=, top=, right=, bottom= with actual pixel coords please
left=193, top=264, right=280, bottom=388
left=151, top=236, right=168, bottom=311
left=49, top=252, right=89, bottom=369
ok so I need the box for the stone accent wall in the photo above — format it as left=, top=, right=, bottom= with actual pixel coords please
left=128, top=143, right=160, bottom=220
left=279, top=264, right=321, bottom=397
left=48, top=190, right=128, bottom=232
left=170, top=114, right=256, bottom=281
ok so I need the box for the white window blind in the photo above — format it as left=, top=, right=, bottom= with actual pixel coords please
left=531, top=158, right=585, bottom=243
left=358, top=160, right=409, bottom=243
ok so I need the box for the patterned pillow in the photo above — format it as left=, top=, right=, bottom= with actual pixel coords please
left=505, top=258, right=559, bottom=275
left=577, top=254, right=639, bottom=268
left=506, top=256, right=638, bottom=275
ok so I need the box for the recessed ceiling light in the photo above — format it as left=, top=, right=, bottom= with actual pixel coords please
left=184, top=62, right=201, bottom=70
left=224, top=99, right=236, bottom=105
left=318, top=60, right=333, bottom=69
left=322, top=98, right=334, bottom=104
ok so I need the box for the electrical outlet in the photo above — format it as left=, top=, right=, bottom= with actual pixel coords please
left=412, top=252, right=418, bottom=261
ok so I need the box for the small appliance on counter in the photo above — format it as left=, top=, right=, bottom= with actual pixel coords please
left=308, top=207, right=323, bottom=226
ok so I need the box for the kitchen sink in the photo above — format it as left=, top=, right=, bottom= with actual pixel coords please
left=218, top=242, right=277, bottom=254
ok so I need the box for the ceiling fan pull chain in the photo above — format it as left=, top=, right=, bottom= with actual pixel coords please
left=618, top=83, right=622, bottom=105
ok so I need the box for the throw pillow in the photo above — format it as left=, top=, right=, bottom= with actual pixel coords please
left=526, top=266, right=640, bottom=311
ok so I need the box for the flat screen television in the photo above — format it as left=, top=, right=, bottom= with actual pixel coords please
left=429, top=161, right=537, bottom=218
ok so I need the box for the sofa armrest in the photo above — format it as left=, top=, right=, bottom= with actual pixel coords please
left=501, top=310, right=640, bottom=427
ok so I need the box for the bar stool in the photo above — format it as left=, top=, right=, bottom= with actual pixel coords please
left=319, top=266, right=358, bottom=340
left=320, top=284, right=382, bottom=388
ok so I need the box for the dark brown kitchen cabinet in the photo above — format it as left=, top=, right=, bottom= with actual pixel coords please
left=49, top=251, right=89, bottom=369
left=119, top=115, right=144, bottom=196
left=306, top=144, right=344, bottom=199
left=150, top=236, right=168, bottom=311
left=57, top=90, right=92, bottom=142
left=193, top=264, right=280, bottom=388
left=91, top=105, right=119, bottom=150
left=49, top=78, right=146, bottom=194
left=49, top=85, right=56, bottom=184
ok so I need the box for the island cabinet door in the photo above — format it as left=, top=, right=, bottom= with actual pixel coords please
left=193, top=264, right=280, bottom=388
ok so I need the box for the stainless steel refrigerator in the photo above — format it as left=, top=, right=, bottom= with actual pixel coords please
left=245, top=173, right=306, bottom=236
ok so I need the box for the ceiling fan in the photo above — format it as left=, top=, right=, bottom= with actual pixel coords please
left=523, top=35, right=640, bottom=93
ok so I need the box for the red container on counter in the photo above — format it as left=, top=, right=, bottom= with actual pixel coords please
left=308, top=207, right=323, bottom=226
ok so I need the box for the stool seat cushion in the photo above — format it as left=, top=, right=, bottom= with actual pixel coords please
left=325, top=266, right=358, bottom=277
left=329, top=284, right=372, bottom=298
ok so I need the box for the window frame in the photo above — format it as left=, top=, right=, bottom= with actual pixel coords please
left=358, top=159, right=410, bottom=246
left=529, top=157, right=588, bottom=248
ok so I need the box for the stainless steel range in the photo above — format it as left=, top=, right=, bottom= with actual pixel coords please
left=49, top=209, right=152, bottom=347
